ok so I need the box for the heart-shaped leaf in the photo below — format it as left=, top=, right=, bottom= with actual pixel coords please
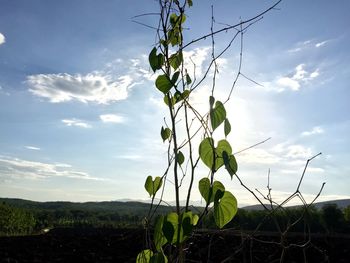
left=176, top=151, right=185, bottom=165
left=154, top=216, right=167, bottom=252
left=214, top=190, right=237, bottom=229
left=210, top=101, right=226, bottom=131
left=161, top=127, right=171, bottom=142
left=198, top=178, right=211, bottom=203
left=223, top=151, right=238, bottom=179
left=215, top=139, right=232, bottom=170
left=181, top=211, right=195, bottom=242
left=137, top=249, right=153, bottom=263
left=212, top=181, right=225, bottom=203
left=144, top=176, right=163, bottom=197
left=224, top=118, right=231, bottom=137
left=162, top=212, right=178, bottom=244
left=149, top=47, right=164, bottom=72
left=198, top=178, right=225, bottom=204
left=156, top=74, right=173, bottom=94
left=199, top=138, right=215, bottom=170
left=169, top=52, right=183, bottom=70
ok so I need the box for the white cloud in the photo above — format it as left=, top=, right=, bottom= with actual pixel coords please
left=285, top=145, right=313, bottom=159
left=287, top=39, right=329, bottom=53
left=100, top=114, right=125, bottom=123
left=62, top=119, right=91, bottom=128
left=0, top=33, right=5, bottom=45
left=293, top=64, right=307, bottom=80
left=309, top=69, right=319, bottom=79
left=183, top=47, right=211, bottom=78
left=114, top=154, right=142, bottom=160
left=287, top=39, right=312, bottom=53
left=27, top=72, right=136, bottom=104
left=25, top=146, right=41, bottom=151
left=315, top=40, right=328, bottom=48
left=301, top=126, right=324, bottom=137
left=276, top=77, right=300, bottom=91
left=0, top=85, right=10, bottom=96
left=238, top=148, right=281, bottom=165
left=307, top=167, right=325, bottom=173
left=287, top=47, right=302, bottom=53
left=0, top=156, right=100, bottom=180
left=264, top=64, right=320, bottom=92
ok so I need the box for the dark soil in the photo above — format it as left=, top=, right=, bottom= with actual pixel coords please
left=0, top=227, right=144, bottom=263
left=0, top=227, right=349, bottom=262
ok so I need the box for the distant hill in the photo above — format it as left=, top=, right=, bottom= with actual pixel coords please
left=1, top=197, right=349, bottom=215
left=0, top=197, right=174, bottom=217
left=242, top=199, right=350, bottom=211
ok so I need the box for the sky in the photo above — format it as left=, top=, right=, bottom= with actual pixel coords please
left=0, top=0, right=349, bottom=207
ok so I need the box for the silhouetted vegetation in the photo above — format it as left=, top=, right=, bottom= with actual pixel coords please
left=203, top=204, right=350, bottom=234
left=0, top=202, right=35, bottom=236
left=0, top=198, right=173, bottom=235
left=1, top=198, right=350, bottom=237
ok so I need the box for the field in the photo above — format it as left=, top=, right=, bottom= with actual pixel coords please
left=1, top=227, right=349, bottom=263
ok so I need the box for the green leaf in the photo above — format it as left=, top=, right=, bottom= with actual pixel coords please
left=192, top=214, right=199, bottom=226
left=198, top=178, right=211, bottom=203
left=198, top=178, right=225, bottom=204
left=168, top=29, right=182, bottom=47
left=171, top=71, right=180, bottom=85
left=149, top=47, right=164, bottom=72
left=170, top=13, right=186, bottom=27
left=162, top=211, right=197, bottom=245
left=162, top=212, right=178, bottom=244
left=150, top=252, right=168, bottom=263
left=160, top=39, right=167, bottom=48
left=210, top=101, right=226, bottom=131
left=154, top=216, right=167, bottom=252
left=224, top=118, right=231, bottom=137
left=214, top=190, right=238, bottom=229
left=199, top=138, right=232, bottom=171
left=156, top=74, right=173, bottom=94
left=173, top=90, right=190, bottom=105
left=176, top=151, right=185, bottom=165
left=215, top=139, right=232, bottom=170
left=137, top=249, right=153, bottom=263
left=187, top=0, right=193, bottom=7
left=170, top=14, right=178, bottom=27
left=181, top=211, right=195, bottom=242
left=161, top=127, right=171, bottom=142
left=223, top=152, right=238, bottom=179
left=169, top=52, right=183, bottom=70
left=163, top=95, right=176, bottom=107
left=212, top=181, right=225, bottom=203
left=186, top=74, right=192, bottom=85
left=199, top=137, right=215, bottom=170
left=181, top=90, right=190, bottom=100
left=209, top=96, right=215, bottom=108
left=144, top=176, right=163, bottom=197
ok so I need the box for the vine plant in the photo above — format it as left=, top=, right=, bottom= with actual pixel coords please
left=136, top=0, right=282, bottom=262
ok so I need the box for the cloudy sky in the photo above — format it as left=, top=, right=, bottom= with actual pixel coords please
left=0, top=0, right=349, bottom=206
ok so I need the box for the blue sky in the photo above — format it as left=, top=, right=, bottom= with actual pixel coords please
left=0, top=0, right=349, bottom=206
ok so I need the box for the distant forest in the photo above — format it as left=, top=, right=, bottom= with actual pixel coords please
left=1, top=198, right=350, bottom=236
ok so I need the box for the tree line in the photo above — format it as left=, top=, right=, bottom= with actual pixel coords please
left=1, top=201, right=350, bottom=236
left=203, top=204, right=350, bottom=234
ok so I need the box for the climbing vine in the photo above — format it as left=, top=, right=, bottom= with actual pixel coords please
left=133, top=0, right=325, bottom=262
